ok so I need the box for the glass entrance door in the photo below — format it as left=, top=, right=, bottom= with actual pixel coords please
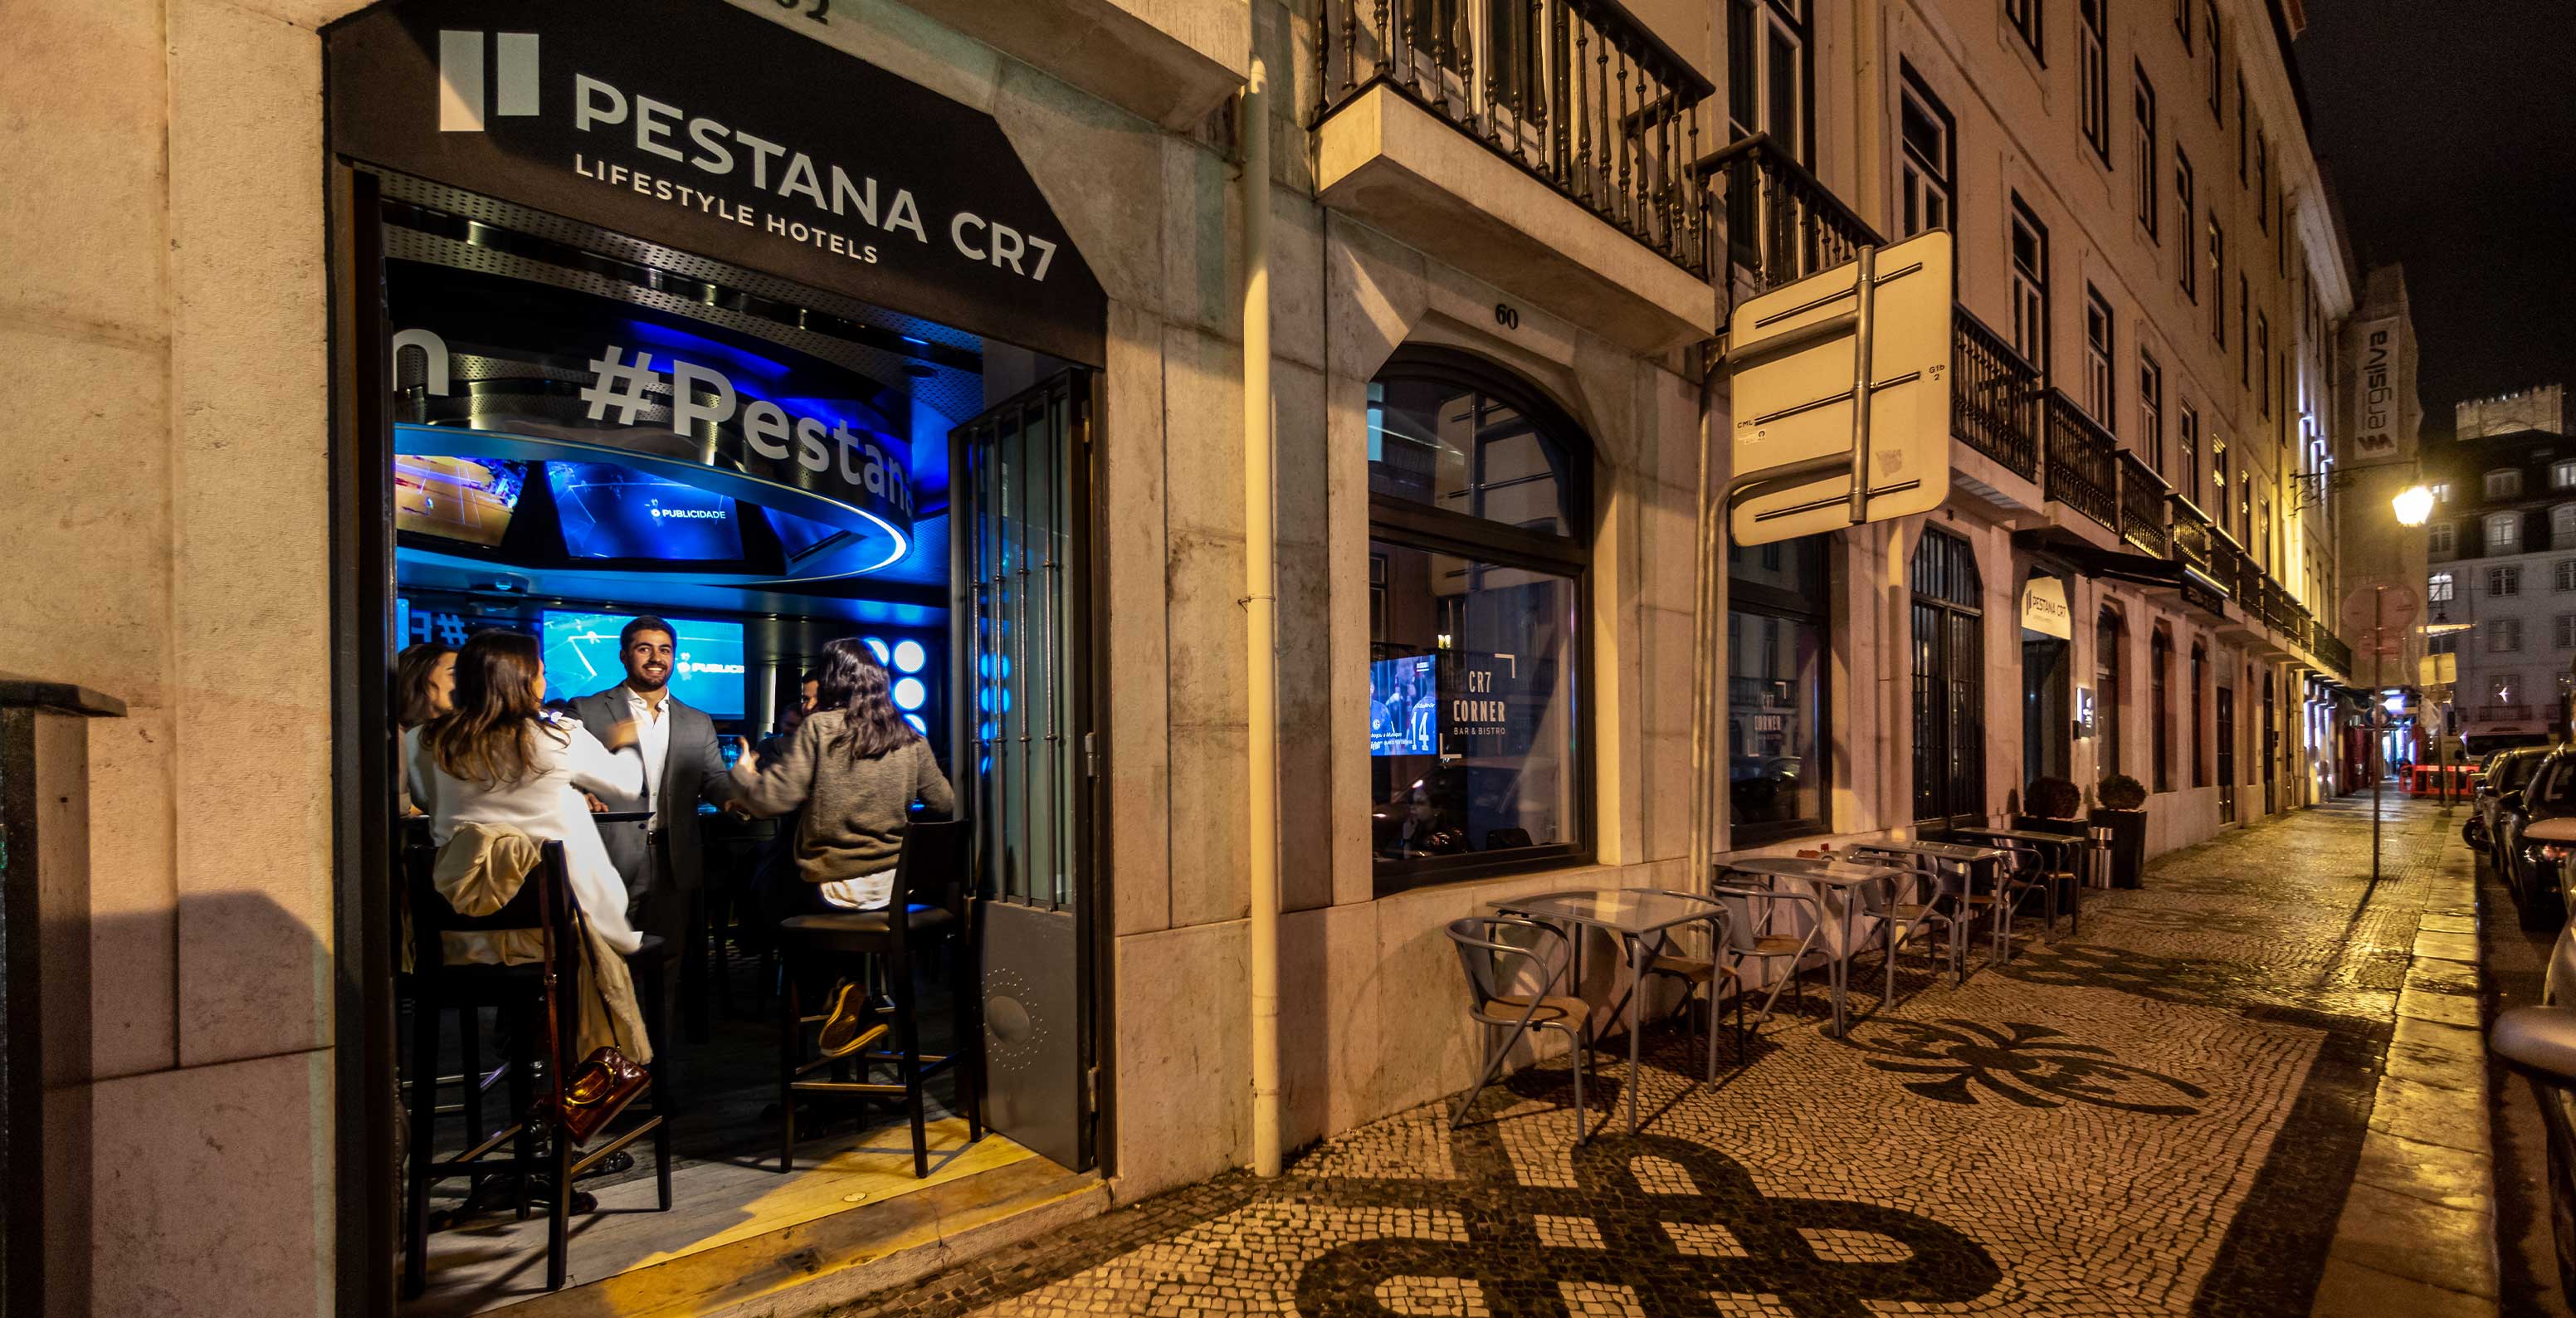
left=952, top=369, right=1096, bottom=1172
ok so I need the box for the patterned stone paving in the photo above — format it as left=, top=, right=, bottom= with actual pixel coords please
left=839, top=799, right=2461, bottom=1318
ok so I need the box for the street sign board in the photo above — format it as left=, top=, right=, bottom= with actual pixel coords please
left=1727, top=231, right=1954, bottom=546
left=2339, top=578, right=2422, bottom=638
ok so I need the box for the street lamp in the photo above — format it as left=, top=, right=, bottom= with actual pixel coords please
left=2392, top=484, right=2435, bottom=526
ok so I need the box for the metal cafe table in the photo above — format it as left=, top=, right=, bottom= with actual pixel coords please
left=1945, top=826, right=2091, bottom=935
left=1487, top=888, right=1726, bottom=1135
left=1717, top=857, right=1904, bottom=1039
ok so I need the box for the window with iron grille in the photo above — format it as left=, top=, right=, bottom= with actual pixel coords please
left=2007, top=0, right=2044, bottom=61
left=1899, top=68, right=1954, bottom=238
left=2077, top=0, right=2110, bottom=160
left=2011, top=198, right=2051, bottom=373
left=2085, top=287, right=2116, bottom=428
left=1912, top=529, right=1985, bottom=823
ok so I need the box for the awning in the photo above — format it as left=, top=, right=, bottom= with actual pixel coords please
left=2011, top=527, right=2188, bottom=592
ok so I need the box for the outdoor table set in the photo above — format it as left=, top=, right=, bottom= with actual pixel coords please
left=1462, top=832, right=2074, bottom=1138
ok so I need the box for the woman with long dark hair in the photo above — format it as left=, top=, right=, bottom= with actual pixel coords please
left=395, top=642, right=456, bottom=815
left=729, top=637, right=954, bottom=913
left=409, top=629, right=646, bottom=952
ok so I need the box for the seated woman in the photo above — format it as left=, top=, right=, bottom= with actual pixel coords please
left=410, top=629, right=646, bottom=958
left=394, top=640, right=456, bottom=816
left=729, top=637, right=955, bottom=915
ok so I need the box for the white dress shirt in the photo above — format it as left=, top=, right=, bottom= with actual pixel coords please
left=622, top=685, right=674, bottom=816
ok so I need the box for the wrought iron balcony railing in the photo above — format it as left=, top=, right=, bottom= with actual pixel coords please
left=2116, top=451, right=2168, bottom=558
left=1695, top=132, right=1879, bottom=297
left=2167, top=495, right=2215, bottom=577
left=2316, top=629, right=2352, bottom=676
left=1952, top=310, right=2041, bottom=481
left=2041, top=390, right=2118, bottom=532
left=2207, top=529, right=2247, bottom=603
left=1315, top=0, right=1718, bottom=276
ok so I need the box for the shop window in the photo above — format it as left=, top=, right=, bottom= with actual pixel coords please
left=1366, top=350, right=1591, bottom=889
left=1899, top=67, right=1954, bottom=238
left=1734, top=535, right=1832, bottom=843
left=1912, top=529, right=1984, bottom=823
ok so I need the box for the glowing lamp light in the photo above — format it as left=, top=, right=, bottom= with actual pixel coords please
left=862, top=637, right=890, bottom=662
left=892, top=640, right=927, bottom=673
left=2391, top=485, right=2435, bottom=527
left=892, top=677, right=927, bottom=710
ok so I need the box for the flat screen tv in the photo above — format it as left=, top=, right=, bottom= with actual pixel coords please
left=540, top=610, right=747, bottom=719
left=1368, top=654, right=1438, bottom=757
left=395, top=455, right=528, bottom=547
left=548, top=461, right=744, bottom=561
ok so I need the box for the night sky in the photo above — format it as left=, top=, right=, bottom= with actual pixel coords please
left=2293, top=2, right=2576, bottom=437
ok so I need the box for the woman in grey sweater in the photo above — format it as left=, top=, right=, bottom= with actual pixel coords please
left=729, top=637, right=955, bottom=914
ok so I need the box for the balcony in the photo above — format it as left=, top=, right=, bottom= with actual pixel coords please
left=1312, top=0, right=1720, bottom=349
left=1699, top=133, right=1880, bottom=300
left=2168, top=495, right=2214, bottom=576
left=2041, top=391, right=2118, bottom=534
left=2117, top=452, right=2168, bottom=558
left=2316, top=628, right=2354, bottom=676
left=1952, top=310, right=2042, bottom=482
left=2207, top=529, right=2247, bottom=605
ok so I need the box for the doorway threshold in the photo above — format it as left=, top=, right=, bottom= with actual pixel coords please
left=405, top=1126, right=1105, bottom=1318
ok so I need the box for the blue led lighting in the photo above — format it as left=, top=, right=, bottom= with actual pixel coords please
left=892, top=640, right=927, bottom=673
left=892, top=677, right=927, bottom=710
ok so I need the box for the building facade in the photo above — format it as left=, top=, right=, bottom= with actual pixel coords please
left=2425, top=417, right=2576, bottom=750
left=0, top=0, right=2373, bottom=1312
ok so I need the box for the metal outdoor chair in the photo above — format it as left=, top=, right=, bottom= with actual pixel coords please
left=1615, top=891, right=1745, bottom=1079
left=1847, top=847, right=1969, bottom=999
left=1445, top=916, right=1591, bottom=1138
left=1708, top=875, right=1831, bottom=1032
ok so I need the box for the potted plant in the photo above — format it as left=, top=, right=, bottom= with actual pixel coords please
left=2090, top=774, right=2149, bottom=889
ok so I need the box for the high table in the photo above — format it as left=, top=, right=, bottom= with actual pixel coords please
left=1718, top=857, right=1904, bottom=1038
left=1490, top=888, right=1726, bottom=1135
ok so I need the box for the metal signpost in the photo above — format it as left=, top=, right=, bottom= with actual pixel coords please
left=2343, top=578, right=2423, bottom=884
left=1690, top=232, right=1954, bottom=886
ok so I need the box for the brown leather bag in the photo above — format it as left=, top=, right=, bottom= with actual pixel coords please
left=534, top=858, right=650, bottom=1147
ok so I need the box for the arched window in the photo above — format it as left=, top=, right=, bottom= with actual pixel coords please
left=2151, top=629, right=2174, bottom=792
left=2095, top=608, right=2126, bottom=779
left=2190, top=641, right=2209, bottom=788
left=1365, top=349, right=1590, bottom=889
left=1912, top=529, right=1985, bottom=823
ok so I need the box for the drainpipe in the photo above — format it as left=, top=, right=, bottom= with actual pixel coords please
left=1690, top=344, right=1724, bottom=883
left=1242, top=56, right=1283, bottom=1180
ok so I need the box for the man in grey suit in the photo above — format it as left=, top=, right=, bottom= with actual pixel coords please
left=568, top=616, right=741, bottom=1045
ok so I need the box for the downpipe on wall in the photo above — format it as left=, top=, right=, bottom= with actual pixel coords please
left=1242, top=56, right=1283, bottom=1180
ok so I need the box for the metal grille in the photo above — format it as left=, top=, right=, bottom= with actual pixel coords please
left=957, top=373, right=1086, bottom=909
left=1911, top=529, right=1984, bottom=823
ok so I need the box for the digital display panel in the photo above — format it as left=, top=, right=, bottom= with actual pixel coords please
left=395, top=456, right=528, bottom=547
left=548, top=462, right=744, bottom=561
left=763, top=505, right=846, bottom=558
left=541, top=611, right=747, bottom=719
left=1368, top=655, right=1438, bottom=757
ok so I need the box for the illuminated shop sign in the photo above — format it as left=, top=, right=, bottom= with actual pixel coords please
left=327, top=0, right=1107, bottom=364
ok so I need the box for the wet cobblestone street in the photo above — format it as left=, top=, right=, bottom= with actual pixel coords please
left=843, top=798, right=2481, bottom=1318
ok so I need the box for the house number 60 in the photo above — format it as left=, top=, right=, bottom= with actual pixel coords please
left=1493, top=303, right=1520, bottom=330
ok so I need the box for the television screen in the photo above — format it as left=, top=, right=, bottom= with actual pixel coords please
left=762, top=505, right=846, bottom=558
left=1368, top=655, right=1438, bottom=757
left=395, top=455, right=528, bottom=546
left=548, top=462, right=744, bottom=561
left=540, top=611, right=747, bottom=719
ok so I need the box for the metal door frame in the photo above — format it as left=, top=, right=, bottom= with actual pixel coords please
left=1910, top=529, right=1984, bottom=823
left=948, top=369, right=1110, bottom=1174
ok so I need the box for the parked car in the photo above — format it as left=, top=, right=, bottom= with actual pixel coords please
left=2503, top=749, right=2576, bottom=929
left=2490, top=917, right=2576, bottom=1297
left=2467, top=749, right=2510, bottom=849
left=2481, top=747, right=2556, bottom=878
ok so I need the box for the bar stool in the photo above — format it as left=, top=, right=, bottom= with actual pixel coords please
left=401, top=839, right=673, bottom=1297
left=775, top=819, right=983, bottom=1179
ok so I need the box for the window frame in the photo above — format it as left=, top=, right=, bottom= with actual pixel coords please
left=2559, top=614, right=2576, bottom=651
left=2150, top=628, right=2174, bottom=792
left=2427, top=521, right=2453, bottom=555
left=1732, top=536, right=1837, bottom=846
left=2179, top=403, right=2200, bottom=495
left=2084, top=286, right=2117, bottom=428
left=2254, top=310, right=2270, bottom=415
left=2554, top=505, right=2576, bottom=549
left=2139, top=350, right=2165, bottom=473
left=2175, top=150, right=2198, bottom=301
left=2076, top=0, right=2110, bottom=161
left=2134, top=64, right=2159, bottom=237
left=2492, top=617, right=2525, bottom=653
left=2208, top=214, right=2226, bottom=344
left=2006, top=0, right=2045, bottom=62
left=1365, top=348, right=1598, bottom=894
left=1897, top=64, right=1956, bottom=239
left=2489, top=562, right=2525, bottom=596
left=2204, top=2, right=2222, bottom=118
left=2488, top=468, right=2526, bottom=500
left=2010, top=195, right=2052, bottom=375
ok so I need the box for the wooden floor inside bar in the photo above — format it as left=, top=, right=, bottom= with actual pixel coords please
left=400, top=1116, right=1078, bottom=1316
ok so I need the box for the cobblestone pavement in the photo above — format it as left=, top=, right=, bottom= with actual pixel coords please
left=841, top=799, right=2478, bottom=1318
